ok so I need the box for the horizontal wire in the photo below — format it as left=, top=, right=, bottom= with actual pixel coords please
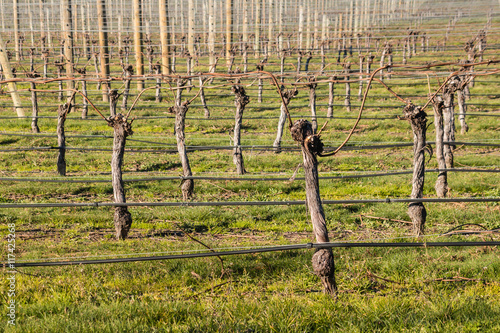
left=0, top=141, right=498, bottom=154
left=15, top=229, right=499, bottom=263
left=6, top=240, right=500, bottom=268
left=0, top=197, right=499, bottom=209
left=1, top=168, right=499, bottom=184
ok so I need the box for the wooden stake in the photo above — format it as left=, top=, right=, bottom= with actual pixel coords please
left=188, top=0, right=195, bottom=71
left=13, top=0, right=20, bottom=61
left=344, top=62, right=351, bottom=112
left=97, top=0, right=110, bottom=102
left=254, top=0, right=261, bottom=58
left=133, top=0, right=144, bottom=90
left=226, top=0, right=233, bottom=65
left=0, top=34, right=24, bottom=117
left=157, top=0, right=171, bottom=75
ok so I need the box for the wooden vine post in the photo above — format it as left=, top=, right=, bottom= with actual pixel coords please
left=290, top=119, right=337, bottom=296
left=107, top=113, right=134, bottom=240
left=273, top=88, right=298, bottom=152
left=97, top=0, right=110, bottom=102
left=432, top=96, right=448, bottom=198
left=159, top=0, right=171, bottom=75
left=173, top=79, right=194, bottom=200
left=231, top=86, right=250, bottom=174
left=304, top=52, right=313, bottom=72
left=403, top=103, right=427, bottom=236
left=62, top=0, right=74, bottom=98
left=133, top=0, right=144, bottom=91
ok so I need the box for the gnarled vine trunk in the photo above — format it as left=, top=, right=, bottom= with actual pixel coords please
left=432, top=96, right=448, bottom=198
left=273, top=88, right=297, bottom=152
left=199, top=75, right=210, bottom=118
left=108, top=113, right=133, bottom=240
left=232, top=86, right=250, bottom=174
left=403, top=104, right=427, bottom=236
left=344, top=62, right=351, bottom=112
left=327, top=77, right=335, bottom=119
left=173, top=80, right=194, bottom=200
left=30, top=81, right=40, bottom=133
left=56, top=103, right=69, bottom=176
left=443, top=77, right=459, bottom=169
left=307, top=76, right=318, bottom=133
left=290, top=119, right=337, bottom=296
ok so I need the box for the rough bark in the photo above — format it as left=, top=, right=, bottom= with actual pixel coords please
left=133, top=0, right=144, bottom=91
left=327, top=77, right=335, bottom=119
left=107, top=113, right=133, bottom=240
left=307, top=77, right=318, bottom=133
left=109, top=89, right=120, bottom=117
left=280, top=52, right=286, bottom=82
left=122, top=65, right=133, bottom=112
left=344, top=62, right=351, bottom=112
left=290, top=119, right=337, bottom=296
left=403, top=104, right=427, bottom=236
left=358, top=55, right=364, bottom=100
left=199, top=75, right=210, bottom=118
left=443, top=77, right=459, bottom=169
left=55, top=61, right=64, bottom=102
left=256, top=61, right=265, bottom=103
left=432, top=96, right=448, bottom=198
left=379, top=42, right=388, bottom=79
left=232, top=86, right=250, bottom=174
left=154, top=63, right=162, bottom=103
left=273, top=88, right=297, bottom=152
left=243, top=44, right=248, bottom=73
left=457, top=78, right=469, bottom=134
left=464, top=40, right=475, bottom=88
left=57, top=103, right=71, bottom=176
left=296, top=51, right=303, bottom=74
left=75, top=68, right=88, bottom=119
left=173, top=80, right=194, bottom=200
left=304, top=53, right=312, bottom=72
left=30, top=81, right=40, bottom=133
